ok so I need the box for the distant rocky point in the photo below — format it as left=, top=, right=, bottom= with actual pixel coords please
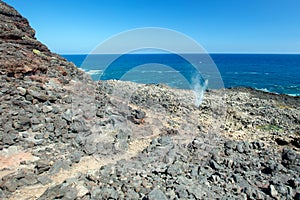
left=0, top=1, right=299, bottom=199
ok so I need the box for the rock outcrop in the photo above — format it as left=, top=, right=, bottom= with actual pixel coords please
left=0, top=0, right=86, bottom=80
left=0, top=1, right=299, bottom=199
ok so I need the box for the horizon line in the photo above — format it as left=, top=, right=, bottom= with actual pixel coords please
left=60, top=52, right=300, bottom=55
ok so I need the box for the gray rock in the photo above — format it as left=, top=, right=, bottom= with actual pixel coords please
left=31, top=124, right=43, bottom=132
left=114, top=140, right=128, bottom=152
left=25, top=94, right=34, bottom=101
left=269, top=184, right=278, bottom=199
left=34, top=133, right=44, bottom=140
left=37, top=185, right=64, bottom=200
left=70, top=119, right=89, bottom=133
left=2, top=133, right=17, bottom=145
left=225, top=148, right=234, bottom=156
left=84, top=143, right=97, bottom=155
left=167, top=162, right=183, bottom=176
left=91, top=188, right=101, bottom=199
left=37, top=175, right=53, bottom=185
left=76, top=184, right=89, bottom=198
left=18, top=116, right=30, bottom=126
left=62, top=109, right=72, bottom=122
left=166, top=189, right=176, bottom=199
left=42, top=105, right=53, bottom=113
left=188, top=185, right=206, bottom=199
left=31, top=117, right=40, bottom=125
left=0, top=188, right=5, bottom=199
left=236, top=143, right=244, bottom=153
left=53, top=118, right=68, bottom=130
left=116, top=128, right=131, bottom=140
left=20, top=174, right=38, bottom=185
left=35, top=159, right=51, bottom=174
left=224, top=140, right=236, bottom=149
left=175, top=185, right=189, bottom=199
left=243, top=141, right=251, bottom=153
left=158, top=136, right=172, bottom=146
left=86, top=170, right=99, bottom=182
left=276, top=184, right=288, bottom=196
left=147, top=188, right=168, bottom=200
left=243, top=187, right=257, bottom=199
left=27, top=87, right=48, bottom=101
left=49, top=160, right=71, bottom=174
left=282, top=148, right=300, bottom=170
left=51, top=106, right=60, bottom=114
left=46, top=123, right=55, bottom=132
left=101, top=186, right=118, bottom=199
left=17, top=87, right=27, bottom=96
left=209, top=160, right=222, bottom=170
left=2, top=179, right=18, bottom=192
left=63, top=187, right=78, bottom=200
left=68, top=151, right=83, bottom=163
left=96, top=141, right=115, bottom=156
left=126, top=188, right=139, bottom=199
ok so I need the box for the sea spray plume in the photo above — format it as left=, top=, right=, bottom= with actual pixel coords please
left=193, top=75, right=208, bottom=107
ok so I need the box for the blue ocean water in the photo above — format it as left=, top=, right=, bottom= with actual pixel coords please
left=62, top=54, right=300, bottom=96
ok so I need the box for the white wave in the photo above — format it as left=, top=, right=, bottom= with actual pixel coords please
left=255, top=87, right=300, bottom=96
left=288, top=93, right=300, bottom=97
left=255, top=88, right=277, bottom=94
left=140, top=70, right=179, bottom=73
left=242, top=72, right=259, bottom=75
left=86, top=69, right=103, bottom=75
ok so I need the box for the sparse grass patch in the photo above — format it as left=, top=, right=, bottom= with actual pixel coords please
left=32, top=49, right=46, bottom=58
left=276, top=104, right=292, bottom=109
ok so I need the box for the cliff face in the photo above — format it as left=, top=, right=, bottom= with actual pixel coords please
left=0, top=0, right=85, bottom=80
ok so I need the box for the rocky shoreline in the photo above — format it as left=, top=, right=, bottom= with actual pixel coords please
left=0, top=1, right=299, bottom=199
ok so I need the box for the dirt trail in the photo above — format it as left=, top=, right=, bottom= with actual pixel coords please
left=8, top=138, right=151, bottom=200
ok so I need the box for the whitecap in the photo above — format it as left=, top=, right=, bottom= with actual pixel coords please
left=86, top=69, right=103, bottom=75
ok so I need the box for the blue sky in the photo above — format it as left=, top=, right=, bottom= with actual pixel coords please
left=4, top=0, right=300, bottom=54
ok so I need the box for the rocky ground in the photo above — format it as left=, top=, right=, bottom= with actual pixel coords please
left=0, top=1, right=299, bottom=199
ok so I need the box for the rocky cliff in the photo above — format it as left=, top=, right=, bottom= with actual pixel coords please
left=0, top=1, right=86, bottom=80
left=0, top=1, right=299, bottom=199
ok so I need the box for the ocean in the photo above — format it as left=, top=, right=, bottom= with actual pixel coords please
left=62, top=54, right=300, bottom=96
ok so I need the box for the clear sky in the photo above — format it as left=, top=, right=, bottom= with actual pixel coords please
left=3, top=0, right=300, bottom=54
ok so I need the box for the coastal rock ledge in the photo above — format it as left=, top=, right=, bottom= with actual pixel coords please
left=0, top=1, right=299, bottom=200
